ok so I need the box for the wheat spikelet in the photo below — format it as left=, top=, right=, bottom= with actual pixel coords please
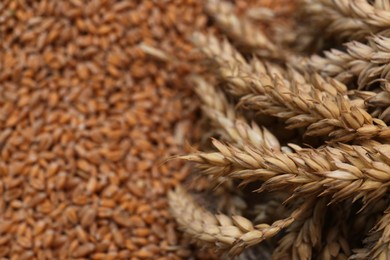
left=192, top=32, right=247, bottom=67
left=353, top=83, right=390, bottom=124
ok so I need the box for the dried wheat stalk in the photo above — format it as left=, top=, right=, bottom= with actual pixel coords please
left=169, top=0, right=390, bottom=258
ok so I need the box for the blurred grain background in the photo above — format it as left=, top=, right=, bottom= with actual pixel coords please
left=0, top=0, right=293, bottom=259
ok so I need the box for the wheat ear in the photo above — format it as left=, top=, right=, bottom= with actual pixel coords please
left=300, top=0, right=390, bottom=42
left=193, top=33, right=346, bottom=97
left=168, top=186, right=313, bottom=256
left=182, top=139, right=390, bottom=205
left=192, top=33, right=388, bottom=142
left=308, top=35, right=390, bottom=89
left=236, top=69, right=388, bottom=142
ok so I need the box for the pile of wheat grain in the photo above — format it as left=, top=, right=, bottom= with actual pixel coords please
left=0, top=0, right=217, bottom=259
left=169, top=0, right=390, bottom=259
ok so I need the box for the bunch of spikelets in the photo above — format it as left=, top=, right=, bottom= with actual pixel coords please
left=168, top=0, right=390, bottom=259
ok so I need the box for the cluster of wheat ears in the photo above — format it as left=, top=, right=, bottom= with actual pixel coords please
left=167, top=0, right=390, bottom=259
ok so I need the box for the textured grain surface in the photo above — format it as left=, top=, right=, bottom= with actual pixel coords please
left=0, top=0, right=214, bottom=259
